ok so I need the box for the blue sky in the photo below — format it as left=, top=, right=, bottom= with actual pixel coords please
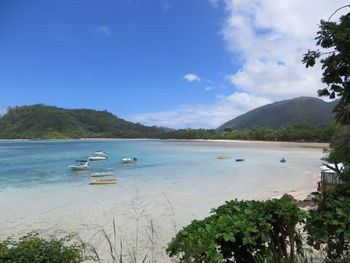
left=1, top=0, right=349, bottom=128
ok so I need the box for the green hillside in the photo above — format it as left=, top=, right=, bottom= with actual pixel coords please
left=0, top=104, right=166, bottom=139
left=218, top=97, right=337, bottom=130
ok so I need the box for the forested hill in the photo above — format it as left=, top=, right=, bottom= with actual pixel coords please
left=0, top=104, right=166, bottom=139
left=218, top=97, right=338, bottom=130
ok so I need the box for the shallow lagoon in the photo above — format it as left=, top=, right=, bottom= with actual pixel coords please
left=0, top=140, right=324, bottom=259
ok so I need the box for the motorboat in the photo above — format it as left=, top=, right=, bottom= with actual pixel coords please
left=280, top=158, right=286, bottom=163
left=89, top=178, right=117, bottom=185
left=121, top=157, right=138, bottom=164
left=69, top=160, right=91, bottom=171
left=95, top=150, right=108, bottom=157
left=217, top=155, right=231, bottom=159
left=91, top=171, right=115, bottom=177
left=88, top=156, right=108, bottom=161
left=235, top=158, right=245, bottom=162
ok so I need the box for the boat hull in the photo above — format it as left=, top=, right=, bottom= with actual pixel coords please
left=121, top=157, right=137, bottom=164
left=70, top=165, right=91, bottom=171
left=89, top=156, right=108, bottom=161
left=89, top=179, right=117, bottom=185
left=91, top=172, right=115, bottom=177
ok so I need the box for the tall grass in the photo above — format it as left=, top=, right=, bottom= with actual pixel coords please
left=89, top=194, right=174, bottom=263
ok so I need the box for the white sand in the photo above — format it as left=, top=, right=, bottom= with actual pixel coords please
left=0, top=140, right=324, bottom=262
left=0, top=138, right=330, bottom=149
left=1, top=184, right=317, bottom=262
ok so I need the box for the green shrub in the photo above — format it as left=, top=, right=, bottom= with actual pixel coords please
left=166, top=198, right=306, bottom=263
left=0, top=232, right=97, bottom=263
left=305, top=187, right=350, bottom=261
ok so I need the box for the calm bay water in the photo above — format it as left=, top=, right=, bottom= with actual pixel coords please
left=0, top=140, right=323, bottom=193
left=0, top=139, right=324, bottom=253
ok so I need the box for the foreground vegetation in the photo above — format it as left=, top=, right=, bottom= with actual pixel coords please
left=167, top=197, right=306, bottom=262
left=1, top=187, right=349, bottom=263
left=0, top=232, right=97, bottom=262
left=166, top=185, right=350, bottom=262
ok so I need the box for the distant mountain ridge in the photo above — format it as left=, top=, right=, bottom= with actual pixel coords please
left=218, top=97, right=337, bottom=130
left=0, top=104, right=165, bottom=139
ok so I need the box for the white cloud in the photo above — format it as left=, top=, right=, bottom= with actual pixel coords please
left=222, top=0, right=350, bottom=100
left=183, top=74, right=201, bottom=82
left=96, top=26, right=111, bottom=37
left=127, top=1, right=348, bottom=129
left=125, top=92, right=271, bottom=129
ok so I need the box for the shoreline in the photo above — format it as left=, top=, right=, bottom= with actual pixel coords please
left=0, top=138, right=330, bottom=148
left=0, top=139, right=322, bottom=261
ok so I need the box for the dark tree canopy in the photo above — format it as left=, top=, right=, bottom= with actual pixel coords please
left=303, top=6, right=350, bottom=124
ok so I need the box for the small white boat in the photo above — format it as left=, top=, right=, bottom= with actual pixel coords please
left=95, top=151, right=108, bottom=157
left=89, top=156, right=108, bottom=161
left=89, top=178, right=117, bottom=185
left=69, top=160, right=92, bottom=171
left=121, top=157, right=138, bottom=164
left=91, top=171, right=115, bottom=177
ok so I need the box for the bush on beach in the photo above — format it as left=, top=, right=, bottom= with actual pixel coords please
left=0, top=231, right=97, bottom=263
left=166, top=198, right=307, bottom=263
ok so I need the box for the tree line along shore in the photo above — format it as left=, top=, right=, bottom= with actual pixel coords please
left=0, top=104, right=336, bottom=142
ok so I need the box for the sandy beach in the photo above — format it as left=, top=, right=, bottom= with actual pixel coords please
left=82, top=138, right=329, bottom=148
left=0, top=137, right=330, bottom=149
left=0, top=139, right=324, bottom=261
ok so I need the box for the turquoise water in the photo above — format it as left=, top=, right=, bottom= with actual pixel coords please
left=0, top=139, right=324, bottom=247
left=0, top=140, right=180, bottom=190
left=0, top=140, right=322, bottom=194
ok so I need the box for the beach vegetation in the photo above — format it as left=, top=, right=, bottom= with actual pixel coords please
left=0, top=231, right=97, bottom=263
left=302, top=6, right=350, bottom=262
left=303, top=7, right=350, bottom=125
left=162, top=123, right=336, bottom=142
left=167, top=198, right=307, bottom=263
left=91, top=194, right=170, bottom=263
left=305, top=187, right=350, bottom=261
left=302, top=4, right=350, bottom=175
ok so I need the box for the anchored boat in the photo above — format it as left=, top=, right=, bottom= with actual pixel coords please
left=69, top=160, right=91, bottom=171
left=217, top=155, right=231, bottom=159
left=89, top=178, right=117, bottom=185
left=121, top=157, right=138, bottom=164
left=88, top=156, right=108, bottom=161
left=95, top=150, right=108, bottom=157
left=91, top=171, right=115, bottom=177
